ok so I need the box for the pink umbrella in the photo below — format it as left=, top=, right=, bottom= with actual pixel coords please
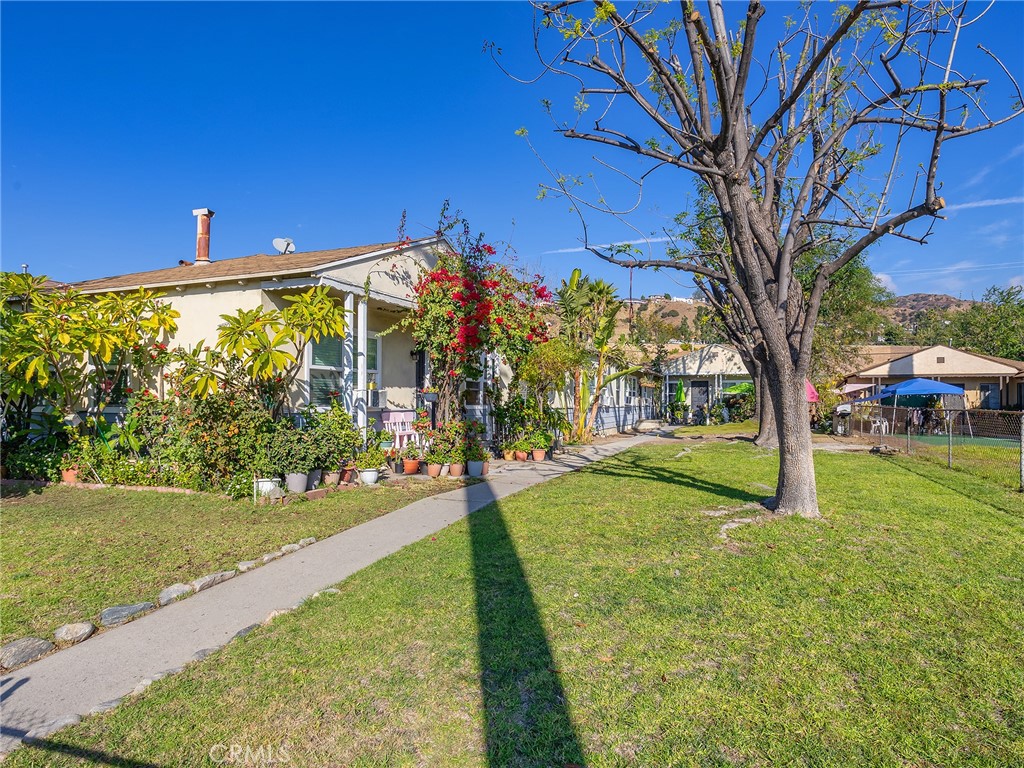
left=805, top=379, right=820, bottom=403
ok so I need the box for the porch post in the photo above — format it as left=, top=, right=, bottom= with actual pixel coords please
left=356, top=296, right=368, bottom=431
left=342, top=293, right=355, bottom=412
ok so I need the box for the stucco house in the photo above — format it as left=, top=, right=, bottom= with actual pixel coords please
left=660, top=343, right=752, bottom=411
left=60, top=209, right=668, bottom=437
left=72, top=209, right=443, bottom=432
left=548, top=365, right=658, bottom=436
left=843, top=344, right=1024, bottom=410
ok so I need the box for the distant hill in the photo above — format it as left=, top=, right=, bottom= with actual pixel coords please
left=615, top=297, right=707, bottom=338
left=883, top=293, right=977, bottom=326
left=605, top=292, right=980, bottom=348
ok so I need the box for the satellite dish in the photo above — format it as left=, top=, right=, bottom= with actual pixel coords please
left=272, top=237, right=296, bottom=255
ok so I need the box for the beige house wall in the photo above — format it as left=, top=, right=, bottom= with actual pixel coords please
left=322, top=244, right=437, bottom=304
left=848, top=345, right=1023, bottom=410
left=116, top=266, right=428, bottom=412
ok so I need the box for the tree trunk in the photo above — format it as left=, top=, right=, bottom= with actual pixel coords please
left=765, top=368, right=819, bottom=518
left=753, top=367, right=778, bottom=448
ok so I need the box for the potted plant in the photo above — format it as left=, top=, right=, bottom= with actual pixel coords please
left=530, top=430, right=553, bottom=462
left=60, top=433, right=94, bottom=484
left=448, top=444, right=466, bottom=478
left=384, top=446, right=401, bottom=473
left=312, top=402, right=359, bottom=485
left=401, top=442, right=422, bottom=475
left=501, top=441, right=516, bottom=461
left=278, top=426, right=315, bottom=494
left=378, top=429, right=395, bottom=450
left=251, top=431, right=282, bottom=495
left=60, top=450, right=81, bottom=484
left=512, top=438, right=530, bottom=462
left=356, top=446, right=386, bottom=486
left=424, top=447, right=445, bottom=478
left=467, top=442, right=488, bottom=477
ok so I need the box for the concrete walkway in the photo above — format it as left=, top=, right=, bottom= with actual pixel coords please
left=0, top=433, right=655, bottom=754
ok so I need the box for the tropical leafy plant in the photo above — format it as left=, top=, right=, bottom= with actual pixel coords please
left=554, top=269, right=640, bottom=443
left=1, top=272, right=179, bottom=420
left=179, top=286, right=348, bottom=416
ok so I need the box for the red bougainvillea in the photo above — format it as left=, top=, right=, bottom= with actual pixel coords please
left=394, top=212, right=550, bottom=421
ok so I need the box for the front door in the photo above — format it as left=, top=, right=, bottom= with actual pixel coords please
left=691, top=381, right=710, bottom=410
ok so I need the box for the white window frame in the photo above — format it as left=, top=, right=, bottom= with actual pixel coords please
left=309, top=335, right=346, bottom=408
left=365, top=332, right=382, bottom=389
left=625, top=376, right=638, bottom=402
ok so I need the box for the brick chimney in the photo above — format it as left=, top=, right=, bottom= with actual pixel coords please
left=192, top=208, right=215, bottom=264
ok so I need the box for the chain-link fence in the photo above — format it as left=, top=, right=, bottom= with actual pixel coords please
left=846, top=405, right=1024, bottom=492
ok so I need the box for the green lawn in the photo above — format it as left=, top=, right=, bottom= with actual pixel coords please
left=673, top=417, right=759, bottom=437
left=903, top=435, right=1023, bottom=492
left=7, top=442, right=1024, bottom=767
left=0, top=479, right=466, bottom=645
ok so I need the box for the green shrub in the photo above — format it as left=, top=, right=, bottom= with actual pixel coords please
left=4, top=439, right=64, bottom=481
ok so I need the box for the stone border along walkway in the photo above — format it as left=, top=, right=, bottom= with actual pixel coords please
left=0, top=431, right=660, bottom=755
left=0, top=475, right=428, bottom=673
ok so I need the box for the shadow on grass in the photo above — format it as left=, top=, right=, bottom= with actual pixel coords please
left=582, top=449, right=765, bottom=505
left=0, top=482, right=46, bottom=499
left=469, top=484, right=586, bottom=767
left=15, top=740, right=162, bottom=767
left=882, top=454, right=1024, bottom=517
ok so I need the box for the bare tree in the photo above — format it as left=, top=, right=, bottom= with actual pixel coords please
left=502, top=0, right=1021, bottom=516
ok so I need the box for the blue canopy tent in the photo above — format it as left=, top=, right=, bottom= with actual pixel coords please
left=851, top=377, right=965, bottom=402
left=851, top=378, right=967, bottom=439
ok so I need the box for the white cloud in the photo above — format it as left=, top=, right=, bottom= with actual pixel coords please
left=876, top=272, right=898, bottom=292
left=975, top=219, right=1012, bottom=236
left=1010, top=275, right=1024, bottom=287
left=944, top=196, right=1024, bottom=212
left=965, top=166, right=991, bottom=188
left=543, top=236, right=671, bottom=255
left=1008, top=144, right=1024, bottom=159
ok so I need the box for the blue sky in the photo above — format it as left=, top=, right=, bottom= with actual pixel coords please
left=2, top=1, right=1022, bottom=300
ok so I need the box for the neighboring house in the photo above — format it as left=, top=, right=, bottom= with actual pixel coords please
left=549, top=366, right=658, bottom=436
left=72, top=209, right=444, bottom=430
left=843, top=344, right=1024, bottom=410
left=660, top=343, right=752, bottom=412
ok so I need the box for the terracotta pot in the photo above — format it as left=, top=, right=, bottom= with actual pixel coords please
left=426, top=463, right=442, bottom=478
left=502, top=450, right=515, bottom=461
left=514, top=450, right=528, bottom=462
left=531, top=449, right=546, bottom=462
left=482, top=461, right=489, bottom=476
left=61, top=468, right=79, bottom=484
left=449, top=462, right=465, bottom=478
left=341, top=467, right=356, bottom=484
left=323, top=470, right=343, bottom=486
left=402, top=459, right=421, bottom=475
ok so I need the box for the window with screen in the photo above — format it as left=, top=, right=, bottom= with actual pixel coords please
left=310, top=335, right=345, bottom=407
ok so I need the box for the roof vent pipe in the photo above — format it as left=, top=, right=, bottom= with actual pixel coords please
left=192, top=208, right=215, bottom=265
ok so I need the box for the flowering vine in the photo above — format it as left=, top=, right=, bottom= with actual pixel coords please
left=390, top=206, right=551, bottom=422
